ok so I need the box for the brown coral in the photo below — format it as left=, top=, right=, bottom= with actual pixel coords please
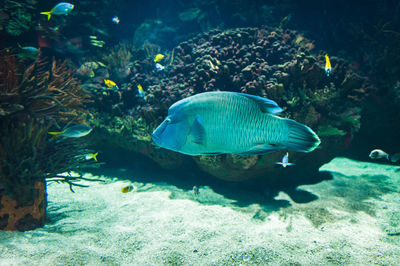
left=0, top=181, right=46, bottom=231
left=0, top=50, right=95, bottom=231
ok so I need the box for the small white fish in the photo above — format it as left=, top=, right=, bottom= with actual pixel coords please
left=155, top=63, right=165, bottom=71
left=276, top=152, right=295, bottom=168
left=112, top=16, right=120, bottom=24
left=369, top=149, right=389, bottom=160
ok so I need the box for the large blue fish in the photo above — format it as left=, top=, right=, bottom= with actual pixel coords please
left=152, top=91, right=321, bottom=155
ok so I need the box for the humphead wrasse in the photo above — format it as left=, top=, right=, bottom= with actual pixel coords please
left=152, top=91, right=320, bottom=156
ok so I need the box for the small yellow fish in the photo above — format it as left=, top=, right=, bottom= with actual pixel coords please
left=154, top=54, right=165, bottom=63
left=121, top=184, right=134, bottom=193
left=90, top=40, right=105, bottom=47
left=325, top=54, right=332, bottom=76
left=85, top=152, right=98, bottom=162
left=104, top=79, right=119, bottom=89
left=137, top=84, right=145, bottom=98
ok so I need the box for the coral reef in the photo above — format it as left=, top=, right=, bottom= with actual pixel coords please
left=85, top=26, right=375, bottom=181
left=102, top=42, right=136, bottom=82
left=0, top=50, right=95, bottom=231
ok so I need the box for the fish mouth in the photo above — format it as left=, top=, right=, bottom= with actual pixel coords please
left=152, top=119, right=169, bottom=145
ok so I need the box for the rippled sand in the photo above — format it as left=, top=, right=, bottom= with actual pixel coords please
left=1, top=157, right=399, bottom=265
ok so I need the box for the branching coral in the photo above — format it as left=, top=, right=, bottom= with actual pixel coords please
left=0, top=50, right=96, bottom=230
left=0, top=50, right=90, bottom=123
left=101, top=42, right=142, bottom=81
left=2, top=0, right=37, bottom=36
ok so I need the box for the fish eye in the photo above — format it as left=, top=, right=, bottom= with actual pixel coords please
left=166, top=117, right=171, bottom=123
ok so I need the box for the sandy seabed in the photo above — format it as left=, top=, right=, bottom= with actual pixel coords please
left=0, top=157, right=399, bottom=265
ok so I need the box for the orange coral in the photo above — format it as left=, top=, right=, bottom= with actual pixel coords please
left=0, top=181, right=46, bottom=231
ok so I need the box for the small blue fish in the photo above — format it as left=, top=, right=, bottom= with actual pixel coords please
left=18, top=43, right=39, bottom=54
left=155, top=63, right=165, bottom=71
left=41, top=2, right=74, bottom=20
left=276, top=152, right=295, bottom=168
left=48, top=125, right=93, bottom=138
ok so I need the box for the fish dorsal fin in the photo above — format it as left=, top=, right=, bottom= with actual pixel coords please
left=239, top=144, right=283, bottom=155
left=189, top=115, right=205, bottom=144
left=235, top=92, right=283, bottom=114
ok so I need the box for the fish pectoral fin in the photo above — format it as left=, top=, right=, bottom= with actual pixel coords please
left=239, top=144, right=282, bottom=155
left=235, top=92, right=283, bottom=114
left=189, top=115, right=205, bottom=144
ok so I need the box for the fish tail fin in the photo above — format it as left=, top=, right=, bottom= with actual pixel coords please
left=91, top=152, right=98, bottom=162
left=48, top=131, right=63, bottom=136
left=284, top=119, right=321, bottom=152
left=48, top=128, right=66, bottom=136
left=389, top=153, right=399, bottom=162
left=40, top=11, right=52, bottom=20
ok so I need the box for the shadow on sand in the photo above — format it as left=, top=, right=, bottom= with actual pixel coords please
left=80, top=147, right=333, bottom=213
